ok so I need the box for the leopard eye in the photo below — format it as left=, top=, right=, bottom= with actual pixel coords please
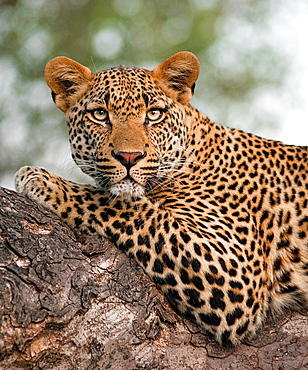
left=89, top=109, right=109, bottom=123
left=146, top=109, right=165, bottom=124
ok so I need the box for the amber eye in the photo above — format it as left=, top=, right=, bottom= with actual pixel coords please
left=89, top=109, right=109, bottom=123
left=146, top=109, right=165, bottom=124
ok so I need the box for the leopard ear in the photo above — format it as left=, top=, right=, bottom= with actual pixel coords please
left=45, top=57, right=93, bottom=112
left=152, top=52, right=200, bottom=105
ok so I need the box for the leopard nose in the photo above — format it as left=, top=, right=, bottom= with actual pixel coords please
left=111, top=150, right=147, bottom=168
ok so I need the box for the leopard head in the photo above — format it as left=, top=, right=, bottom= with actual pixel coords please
left=45, top=52, right=200, bottom=198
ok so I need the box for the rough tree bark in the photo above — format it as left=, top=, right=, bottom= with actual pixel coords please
left=0, top=186, right=307, bottom=370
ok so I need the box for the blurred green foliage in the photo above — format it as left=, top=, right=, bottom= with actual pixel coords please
left=0, top=0, right=289, bottom=187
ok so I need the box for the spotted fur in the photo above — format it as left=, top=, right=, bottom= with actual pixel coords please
left=15, top=52, right=308, bottom=346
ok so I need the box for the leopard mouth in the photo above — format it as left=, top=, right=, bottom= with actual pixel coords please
left=109, top=178, right=145, bottom=198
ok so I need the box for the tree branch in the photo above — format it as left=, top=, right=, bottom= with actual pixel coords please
left=0, top=186, right=307, bottom=369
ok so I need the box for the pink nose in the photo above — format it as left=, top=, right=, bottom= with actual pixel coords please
left=111, top=151, right=146, bottom=168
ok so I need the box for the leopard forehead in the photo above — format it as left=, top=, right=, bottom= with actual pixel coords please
left=85, top=67, right=167, bottom=111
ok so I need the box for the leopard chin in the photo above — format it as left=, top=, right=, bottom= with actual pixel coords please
left=109, top=179, right=145, bottom=199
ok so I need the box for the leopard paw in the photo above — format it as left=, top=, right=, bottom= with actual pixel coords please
left=14, top=166, right=59, bottom=204
left=15, top=166, right=43, bottom=192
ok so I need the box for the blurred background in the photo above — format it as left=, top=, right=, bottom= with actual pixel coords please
left=1, top=0, right=307, bottom=189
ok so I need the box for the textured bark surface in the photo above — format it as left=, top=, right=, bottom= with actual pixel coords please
left=0, top=186, right=307, bottom=370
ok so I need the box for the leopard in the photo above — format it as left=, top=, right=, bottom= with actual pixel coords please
left=15, top=51, right=308, bottom=346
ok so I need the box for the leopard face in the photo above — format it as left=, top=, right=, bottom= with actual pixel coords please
left=46, top=54, right=197, bottom=199
left=15, top=52, right=308, bottom=346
